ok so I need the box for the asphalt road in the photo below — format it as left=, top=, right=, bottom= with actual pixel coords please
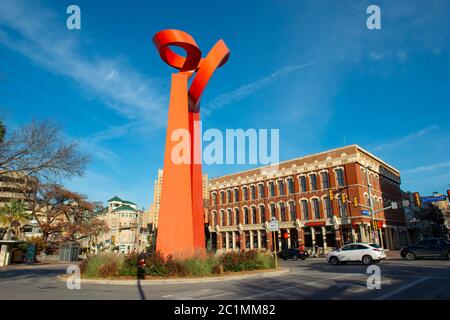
left=1, top=258, right=449, bottom=300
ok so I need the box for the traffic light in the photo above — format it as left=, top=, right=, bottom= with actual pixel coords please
left=371, top=220, right=378, bottom=231
left=413, top=192, right=421, bottom=207
left=352, top=196, right=359, bottom=208
left=341, top=193, right=348, bottom=203
left=329, top=189, right=334, bottom=200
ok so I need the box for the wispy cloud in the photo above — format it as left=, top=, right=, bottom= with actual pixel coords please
left=0, top=0, right=166, bottom=127
left=373, top=125, right=438, bottom=152
left=203, top=60, right=323, bottom=115
left=403, top=161, right=450, bottom=175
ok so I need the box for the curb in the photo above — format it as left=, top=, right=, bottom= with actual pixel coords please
left=58, top=267, right=290, bottom=285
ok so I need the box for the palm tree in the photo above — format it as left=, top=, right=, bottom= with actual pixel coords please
left=0, top=200, right=30, bottom=240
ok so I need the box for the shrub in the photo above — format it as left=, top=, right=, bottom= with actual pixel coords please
left=181, top=255, right=219, bottom=277
left=81, top=253, right=123, bottom=278
left=119, top=252, right=139, bottom=277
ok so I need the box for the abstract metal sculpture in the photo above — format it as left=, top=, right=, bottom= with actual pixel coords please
left=153, top=29, right=230, bottom=257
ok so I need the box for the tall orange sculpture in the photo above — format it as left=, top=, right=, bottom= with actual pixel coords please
left=153, top=30, right=230, bottom=257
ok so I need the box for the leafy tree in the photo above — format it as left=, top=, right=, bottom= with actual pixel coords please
left=0, top=200, right=30, bottom=240
left=30, top=184, right=108, bottom=242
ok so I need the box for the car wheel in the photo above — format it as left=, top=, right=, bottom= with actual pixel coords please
left=362, top=255, right=373, bottom=265
left=293, top=255, right=298, bottom=261
left=329, top=256, right=339, bottom=265
left=405, top=251, right=416, bottom=261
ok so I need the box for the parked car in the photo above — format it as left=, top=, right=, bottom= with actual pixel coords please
left=326, top=243, right=386, bottom=265
left=277, top=248, right=308, bottom=261
left=400, top=238, right=450, bottom=261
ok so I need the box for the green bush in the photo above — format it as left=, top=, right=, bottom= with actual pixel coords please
left=80, top=250, right=275, bottom=279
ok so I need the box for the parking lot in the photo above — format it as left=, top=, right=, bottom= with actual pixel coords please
left=1, top=257, right=449, bottom=300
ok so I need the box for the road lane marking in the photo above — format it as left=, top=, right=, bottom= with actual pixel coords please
left=374, top=276, right=430, bottom=300
left=238, top=273, right=355, bottom=300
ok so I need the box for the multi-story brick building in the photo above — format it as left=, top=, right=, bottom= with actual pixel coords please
left=207, top=145, right=407, bottom=254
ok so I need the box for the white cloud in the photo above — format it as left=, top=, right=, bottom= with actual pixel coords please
left=203, top=60, right=323, bottom=115
left=0, top=0, right=166, bottom=128
left=403, top=161, right=450, bottom=174
left=373, top=125, right=438, bottom=152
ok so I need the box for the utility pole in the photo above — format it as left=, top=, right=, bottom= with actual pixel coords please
left=365, top=164, right=384, bottom=248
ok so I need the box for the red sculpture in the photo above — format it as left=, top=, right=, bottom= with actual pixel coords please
left=153, top=29, right=230, bottom=257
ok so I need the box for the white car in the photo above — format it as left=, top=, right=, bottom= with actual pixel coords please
left=326, top=243, right=386, bottom=265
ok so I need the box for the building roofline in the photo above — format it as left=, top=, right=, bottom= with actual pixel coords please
left=208, top=144, right=400, bottom=181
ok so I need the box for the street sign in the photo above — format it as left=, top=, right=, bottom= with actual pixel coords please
left=268, top=220, right=279, bottom=232
left=361, top=210, right=370, bottom=216
left=391, top=202, right=398, bottom=209
left=421, top=195, right=447, bottom=203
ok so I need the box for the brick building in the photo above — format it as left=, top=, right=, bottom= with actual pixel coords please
left=207, top=145, right=407, bottom=254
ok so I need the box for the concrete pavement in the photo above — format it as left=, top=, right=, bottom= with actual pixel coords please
left=1, top=257, right=449, bottom=300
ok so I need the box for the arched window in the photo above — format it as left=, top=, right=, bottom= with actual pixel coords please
left=299, top=176, right=307, bottom=192
left=227, top=190, right=232, bottom=203
left=251, top=206, right=257, bottom=224
left=220, top=210, right=225, bottom=226
left=288, top=201, right=296, bottom=221
left=280, top=203, right=286, bottom=221
left=301, top=199, right=309, bottom=220
left=278, top=180, right=285, bottom=196
left=259, top=205, right=265, bottom=223
left=250, top=185, right=256, bottom=200
left=227, top=209, right=232, bottom=226
left=309, top=174, right=318, bottom=191
left=321, top=171, right=330, bottom=189
left=311, top=198, right=320, bottom=219
left=243, top=207, right=249, bottom=224
left=234, top=208, right=240, bottom=225
left=323, top=197, right=332, bottom=218
left=234, top=189, right=239, bottom=202
left=270, top=203, right=276, bottom=219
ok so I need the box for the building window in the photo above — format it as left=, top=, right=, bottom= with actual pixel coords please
left=289, top=201, right=296, bottom=221
left=270, top=203, right=276, bottom=219
left=234, top=208, right=240, bottom=225
left=227, top=190, right=232, bottom=203
left=234, top=189, right=239, bottom=202
left=336, top=168, right=345, bottom=187
left=220, top=210, right=226, bottom=226
left=243, top=187, right=249, bottom=201
left=245, top=232, right=251, bottom=249
left=258, top=184, right=265, bottom=198
left=280, top=203, right=286, bottom=221
left=301, top=200, right=309, bottom=220
left=269, top=182, right=275, bottom=197
left=221, top=233, right=226, bottom=249
left=321, top=171, right=330, bottom=189
left=278, top=180, right=285, bottom=196
left=220, top=191, right=225, bottom=204
left=227, top=209, right=232, bottom=226
left=250, top=185, right=256, bottom=200
left=287, top=178, right=294, bottom=194
left=338, top=198, right=347, bottom=217
left=312, top=198, right=320, bottom=219
left=244, top=207, right=249, bottom=224
left=251, top=206, right=257, bottom=224
left=310, top=174, right=317, bottom=191
left=252, top=231, right=258, bottom=249
left=259, top=205, right=265, bottom=223
left=227, top=232, right=233, bottom=249
left=212, top=193, right=217, bottom=205
left=299, top=176, right=307, bottom=192
left=323, top=197, right=332, bottom=219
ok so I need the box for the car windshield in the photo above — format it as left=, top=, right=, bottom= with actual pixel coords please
left=369, top=243, right=381, bottom=248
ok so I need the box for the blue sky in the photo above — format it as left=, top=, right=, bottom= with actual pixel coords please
left=1, top=0, right=450, bottom=208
